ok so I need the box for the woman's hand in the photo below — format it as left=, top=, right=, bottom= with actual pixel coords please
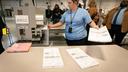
left=93, top=25, right=99, bottom=29
left=48, top=24, right=54, bottom=29
left=89, top=21, right=99, bottom=29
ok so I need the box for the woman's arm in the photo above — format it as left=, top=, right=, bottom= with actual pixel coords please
left=48, top=21, right=63, bottom=29
left=89, top=21, right=99, bottom=29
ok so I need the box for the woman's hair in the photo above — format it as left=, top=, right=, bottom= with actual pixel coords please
left=72, top=0, right=79, bottom=4
left=120, top=0, right=128, bottom=7
left=54, top=4, right=60, bottom=9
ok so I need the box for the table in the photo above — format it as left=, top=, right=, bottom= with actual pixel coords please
left=0, top=45, right=128, bottom=72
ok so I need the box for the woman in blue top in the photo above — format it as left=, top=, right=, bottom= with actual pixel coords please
left=48, top=0, right=98, bottom=45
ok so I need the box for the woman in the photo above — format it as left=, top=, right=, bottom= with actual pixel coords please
left=48, top=0, right=98, bottom=45
left=0, top=16, right=6, bottom=54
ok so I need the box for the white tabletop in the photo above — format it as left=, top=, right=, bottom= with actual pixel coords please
left=0, top=45, right=128, bottom=72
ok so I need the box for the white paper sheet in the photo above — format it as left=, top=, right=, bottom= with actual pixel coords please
left=15, top=15, right=29, bottom=24
left=36, top=21, right=44, bottom=25
left=43, top=48, right=64, bottom=68
left=88, top=26, right=112, bottom=42
left=35, top=15, right=44, bottom=20
left=67, top=48, right=99, bottom=69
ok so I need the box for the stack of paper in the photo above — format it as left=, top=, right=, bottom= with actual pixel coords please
left=43, top=48, right=64, bottom=68
left=67, top=48, right=99, bottom=69
left=6, top=43, right=32, bottom=53
left=88, top=26, right=112, bottom=42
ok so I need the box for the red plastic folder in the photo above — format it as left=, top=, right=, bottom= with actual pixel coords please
left=6, top=43, right=32, bottom=53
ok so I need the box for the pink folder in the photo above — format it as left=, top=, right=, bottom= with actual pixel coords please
left=6, top=43, right=32, bottom=53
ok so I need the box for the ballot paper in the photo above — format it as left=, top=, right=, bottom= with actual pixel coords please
left=67, top=48, right=99, bottom=69
left=88, top=26, right=112, bottom=42
left=43, top=48, right=64, bottom=68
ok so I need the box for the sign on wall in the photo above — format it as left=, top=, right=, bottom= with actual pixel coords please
left=35, top=15, right=44, bottom=20
left=15, top=15, right=29, bottom=24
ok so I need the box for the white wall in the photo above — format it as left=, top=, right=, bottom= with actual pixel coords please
left=35, top=0, right=68, bottom=10
left=2, top=0, right=19, bottom=9
left=96, top=0, right=121, bottom=15
left=1, top=0, right=121, bottom=15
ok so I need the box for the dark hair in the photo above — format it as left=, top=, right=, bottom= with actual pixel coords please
left=72, top=0, right=79, bottom=4
left=120, top=0, right=128, bottom=7
left=54, top=4, right=60, bottom=9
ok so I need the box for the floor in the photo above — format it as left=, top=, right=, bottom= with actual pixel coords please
left=2, top=17, right=128, bottom=50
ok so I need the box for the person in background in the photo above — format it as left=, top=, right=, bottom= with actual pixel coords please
left=92, top=13, right=99, bottom=24
left=48, top=0, right=98, bottom=45
left=88, top=2, right=99, bottom=24
left=45, top=5, right=52, bottom=23
left=97, top=9, right=104, bottom=27
left=78, top=3, right=82, bottom=8
left=103, top=0, right=128, bottom=45
left=52, top=4, right=63, bottom=24
left=86, top=1, right=99, bottom=39
left=0, top=16, right=6, bottom=54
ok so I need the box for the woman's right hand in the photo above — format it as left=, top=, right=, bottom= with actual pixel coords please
left=48, top=24, right=54, bottom=29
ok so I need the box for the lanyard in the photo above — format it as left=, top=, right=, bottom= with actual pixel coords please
left=70, top=8, right=78, bottom=27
